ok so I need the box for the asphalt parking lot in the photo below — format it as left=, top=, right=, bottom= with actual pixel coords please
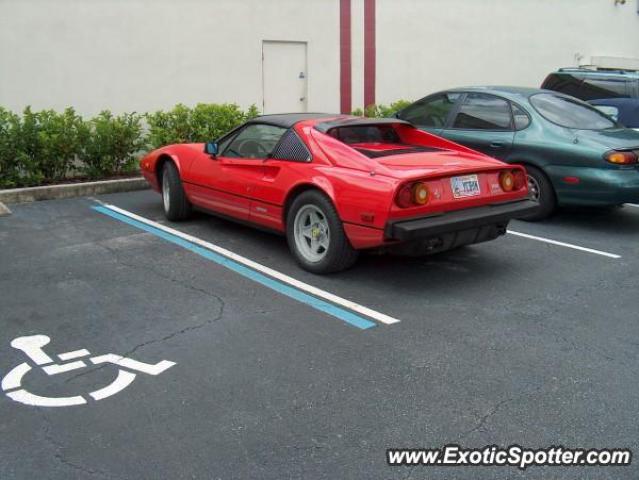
left=1, top=190, right=639, bottom=479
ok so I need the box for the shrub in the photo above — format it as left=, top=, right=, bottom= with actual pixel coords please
left=0, top=102, right=262, bottom=188
left=36, top=107, right=85, bottom=182
left=351, top=100, right=412, bottom=118
left=0, top=108, right=22, bottom=188
left=145, top=104, right=192, bottom=148
left=80, top=111, right=145, bottom=179
left=15, top=107, right=45, bottom=186
left=146, top=103, right=261, bottom=150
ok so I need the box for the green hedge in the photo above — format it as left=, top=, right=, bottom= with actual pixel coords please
left=0, top=101, right=413, bottom=189
left=351, top=100, right=412, bottom=118
left=146, top=103, right=259, bottom=149
left=0, top=103, right=259, bottom=188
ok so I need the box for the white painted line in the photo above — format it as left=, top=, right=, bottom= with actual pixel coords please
left=1, top=363, right=30, bottom=391
left=58, top=349, right=90, bottom=361
left=10, top=335, right=53, bottom=365
left=91, top=353, right=176, bottom=376
left=42, top=360, right=87, bottom=376
left=6, top=389, right=86, bottom=407
left=625, top=203, right=639, bottom=208
left=100, top=203, right=400, bottom=325
left=89, top=370, right=137, bottom=401
left=507, top=230, right=621, bottom=259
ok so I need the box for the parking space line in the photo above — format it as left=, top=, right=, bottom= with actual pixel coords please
left=93, top=204, right=401, bottom=329
left=507, top=230, right=621, bottom=259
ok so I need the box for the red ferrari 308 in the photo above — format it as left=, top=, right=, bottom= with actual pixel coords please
left=140, top=114, right=537, bottom=273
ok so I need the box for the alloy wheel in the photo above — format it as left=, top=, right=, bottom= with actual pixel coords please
left=293, top=205, right=330, bottom=263
left=527, top=174, right=540, bottom=201
left=162, top=172, right=171, bottom=213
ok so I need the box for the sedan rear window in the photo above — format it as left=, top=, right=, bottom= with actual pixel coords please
left=530, top=93, right=617, bottom=130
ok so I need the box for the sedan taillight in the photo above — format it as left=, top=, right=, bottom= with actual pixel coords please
left=605, top=150, right=638, bottom=165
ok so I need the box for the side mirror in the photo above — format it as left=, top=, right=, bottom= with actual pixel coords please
left=204, top=141, right=219, bottom=157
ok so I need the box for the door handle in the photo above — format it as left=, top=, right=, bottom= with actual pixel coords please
left=490, top=142, right=504, bottom=149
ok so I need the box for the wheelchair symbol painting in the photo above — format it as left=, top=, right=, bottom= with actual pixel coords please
left=2, top=335, right=176, bottom=407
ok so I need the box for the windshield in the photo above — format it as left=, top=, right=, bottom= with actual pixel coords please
left=530, top=93, right=618, bottom=130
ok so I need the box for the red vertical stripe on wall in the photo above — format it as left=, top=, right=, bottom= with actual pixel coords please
left=363, top=0, right=376, bottom=108
left=340, top=0, right=352, bottom=114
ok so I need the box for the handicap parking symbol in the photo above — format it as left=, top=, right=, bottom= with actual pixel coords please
left=1, top=334, right=176, bottom=407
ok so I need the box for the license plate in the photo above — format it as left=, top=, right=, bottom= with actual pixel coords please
left=451, top=174, right=481, bottom=198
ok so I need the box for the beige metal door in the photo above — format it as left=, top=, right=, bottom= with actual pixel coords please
left=262, top=41, right=308, bottom=114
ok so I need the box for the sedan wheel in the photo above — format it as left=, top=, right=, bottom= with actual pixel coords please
left=527, top=174, right=541, bottom=202
left=520, top=165, right=556, bottom=221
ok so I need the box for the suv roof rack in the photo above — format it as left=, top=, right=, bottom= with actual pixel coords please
left=557, top=67, right=638, bottom=75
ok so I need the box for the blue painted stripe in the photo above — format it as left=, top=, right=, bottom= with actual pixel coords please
left=92, top=206, right=376, bottom=330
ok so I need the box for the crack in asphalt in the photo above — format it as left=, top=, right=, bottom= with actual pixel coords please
left=39, top=411, right=123, bottom=479
left=401, top=385, right=546, bottom=480
left=65, top=242, right=225, bottom=384
left=458, top=383, right=546, bottom=441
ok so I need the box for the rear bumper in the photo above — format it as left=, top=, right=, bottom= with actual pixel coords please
left=384, top=199, right=539, bottom=241
left=546, top=166, right=639, bottom=206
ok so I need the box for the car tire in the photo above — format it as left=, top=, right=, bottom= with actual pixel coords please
left=286, top=190, right=359, bottom=274
left=161, top=161, right=192, bottom=221
left=521, top=165, right=556, bottom=221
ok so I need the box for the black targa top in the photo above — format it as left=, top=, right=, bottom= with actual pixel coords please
left=245, top=113, right=414, bottom=131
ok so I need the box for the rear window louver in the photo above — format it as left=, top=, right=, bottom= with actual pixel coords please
left=355, top=146, right=443, bottom=159
left=271, top=130, right=311, bottom=162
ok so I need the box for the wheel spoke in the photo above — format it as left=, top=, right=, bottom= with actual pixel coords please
left=301, top=225, right=313, bottom=240
left=310, top=236, right=320, bottom=253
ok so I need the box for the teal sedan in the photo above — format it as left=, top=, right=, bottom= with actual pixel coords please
left=396, top=87, right=639, bottom=220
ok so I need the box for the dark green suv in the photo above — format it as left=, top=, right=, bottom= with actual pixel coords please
left=542, top=68, right=639, bottom=101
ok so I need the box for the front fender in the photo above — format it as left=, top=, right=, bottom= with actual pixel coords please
left=140, top=147, right=190, bottom=192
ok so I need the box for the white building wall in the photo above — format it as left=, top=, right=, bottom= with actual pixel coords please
left=376, top=0, right=639, bottom=104
left=1, top=0, right=639, bottom=115
left=0, top=0, right=340, bottom=115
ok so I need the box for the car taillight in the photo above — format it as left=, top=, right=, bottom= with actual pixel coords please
left=605, top=150, right=638, bottom=165
left=513, top=169, right=526, bottom=190
left=499, top=169, right=526, bottom=192
left=498, top=171, right=515, bottom=192
left=396, top=181, right=429, bottom=208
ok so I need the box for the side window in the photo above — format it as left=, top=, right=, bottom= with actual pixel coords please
left=511, top=103, right=531, bottom=130
left=221, top=124, right=287, bottom=159
left=542, top=73, right=585, bottom=99
left=580, top=78, right=628, bottom=100
left=399, top=93, right=461, bottom=127
left=593, top=105, right=620, bottom=122
left=452, top=94, right=512, bottom=130
left=216, top=130, right=240, bottom=154
left=270, top=130, right=311, bottom=162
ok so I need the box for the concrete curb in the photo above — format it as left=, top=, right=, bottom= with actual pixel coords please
left=0, top=177, right=150, bottom=204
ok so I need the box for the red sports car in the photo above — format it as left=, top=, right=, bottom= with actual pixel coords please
left=140, top=114, right=537, bottom=273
